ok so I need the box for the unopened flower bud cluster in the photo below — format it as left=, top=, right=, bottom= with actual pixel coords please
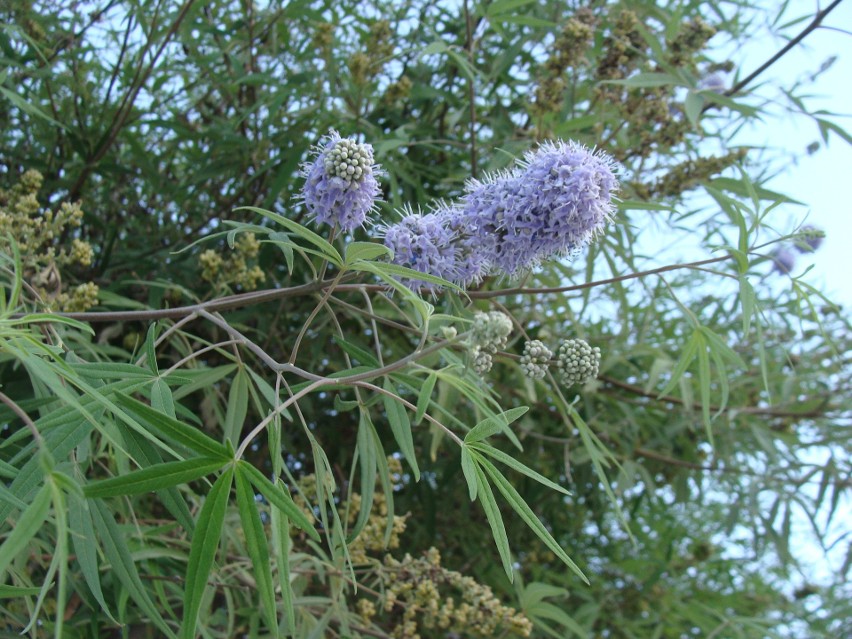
left=324, top=138, right=372, bottom=184
left=469, top=311, right=513, bottom=375
left=556, top=338, right=601, bottom=386
left=519, top=340, right=553, bottom=379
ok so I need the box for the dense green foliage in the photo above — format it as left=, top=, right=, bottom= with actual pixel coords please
left=1, top=0, right=849, bottom=637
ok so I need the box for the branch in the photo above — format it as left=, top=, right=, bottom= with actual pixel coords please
left=467, top=255, right=732, bottom=298
left=706, top=0, right=845, bottom=112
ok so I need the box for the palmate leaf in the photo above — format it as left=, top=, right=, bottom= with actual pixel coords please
left=115, top=393, right=229, bottom=459
left=475, top=453, right=588, bottom=584
left=235, top=464, right=278, bottom=633
left=238, top=459, right=319, bottom=540
left=181, top=466, right=233, bottom=639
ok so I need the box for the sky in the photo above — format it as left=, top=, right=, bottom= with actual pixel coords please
left=723, top=0, right=851, bottom=593
left=732, top=0, right=852, bottom=306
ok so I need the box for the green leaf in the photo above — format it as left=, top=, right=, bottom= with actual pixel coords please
left=115, top=393, right=229, bottom=460
left=0, top=85, right=68, bottom=129
left=353, top=260, right=462, bottom=292
left=145, top=323, right=160, bottom=375
left=90, top=500, right=176, bottom=638
left=270, top=506, right=295, bottom=634
left=172, top=364, right=238, bottom=401
left=460, top=447, right=478, bottom=501
left=344, top=241, right=391, bottom=265
left=658, top=330, right=699, bottom=398
left=350, top=411, right=378, bottom=542
left=181, top=466, right=234, bottom=639
left=68, top=494, right=117, bottom=623
left=71, top=362, right=157, bottom=380
left=84, top=458, right=226, bottom=498
left=224, top=368, right=250, bottom=446
left=471, top=461, right=513, bottom=580
left=477, top=455, right=588, bottom=583
left=150, top=377, right=176, bottom=419
left=0, top=483, right=51, bottom=577
left=382, top=378, right=420, bottom=481
left=602, top=72, right=681, bottom=88
left=414, top=371, right=437, bottom=425
left=0, top=585, right=42, bottom=598
left=235, top=465, right=277, bottom=633
left=237, top=206, right=342, bottom=266
left=333, top=336, right=380, bottom=368
left=469, top=442, right=570, bottom=495
left=465, top=406, right=529, bottom=443
left=684, top=91, right=705, bottom=126
left=239, top=460, right=319, bottom=540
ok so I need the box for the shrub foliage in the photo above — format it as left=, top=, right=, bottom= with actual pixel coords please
left=0, top=1, right=849, bottom=637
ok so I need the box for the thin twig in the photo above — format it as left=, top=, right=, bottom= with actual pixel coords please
left=0, top=390, right=43, bottom=446
left=463, top=0, right=478, bottom=177
left=290, top=271, right=346, bottom=364
left=467, top=255, right=732, bottom=298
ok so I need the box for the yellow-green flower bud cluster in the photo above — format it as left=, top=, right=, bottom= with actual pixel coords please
left=632, top=148, right=748, bottom=200
left=0, top=169, right=98, bottom=311
left=469, top=311, right=513, bottom=375
left=375, top=548, right=533, bottom=638
left=383, top=75, right=412, bottom=104
left=519, top=339, right=553, bottom=379
left=199, top=232, right=265, bottom=292
left=345, top=491, right=409, bottom=565
left=530, top=11, right=595, bottom=124
left=312, top=22, right=334, bottom=53
left=556, top=338, right=600, bottom=386
left=292, top=457, right=408, bottom=563
left=667, top=17, right=717, bottom=68
left=349, top=20, right=394, bottom=86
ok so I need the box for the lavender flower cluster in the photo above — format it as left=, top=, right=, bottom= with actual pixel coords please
left=386, top=140, right=619, bottom=287
left=299, top=132, right=618, bottom=289
left=300, top=131, right=382, bottom=233
left=770, top=225, right=826, bottom=275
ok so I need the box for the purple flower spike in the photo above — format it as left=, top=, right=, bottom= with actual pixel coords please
left=382, top=203, right=491, bottom=290
left=383, top=207, right=458, bottom=290
left=300, top=130, right=382, bottom=232
left=770, top=247, right=796, bottom=275
left=796, top=225, right=825, bottom=253
left=463, top=140, right=618, bottom=276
